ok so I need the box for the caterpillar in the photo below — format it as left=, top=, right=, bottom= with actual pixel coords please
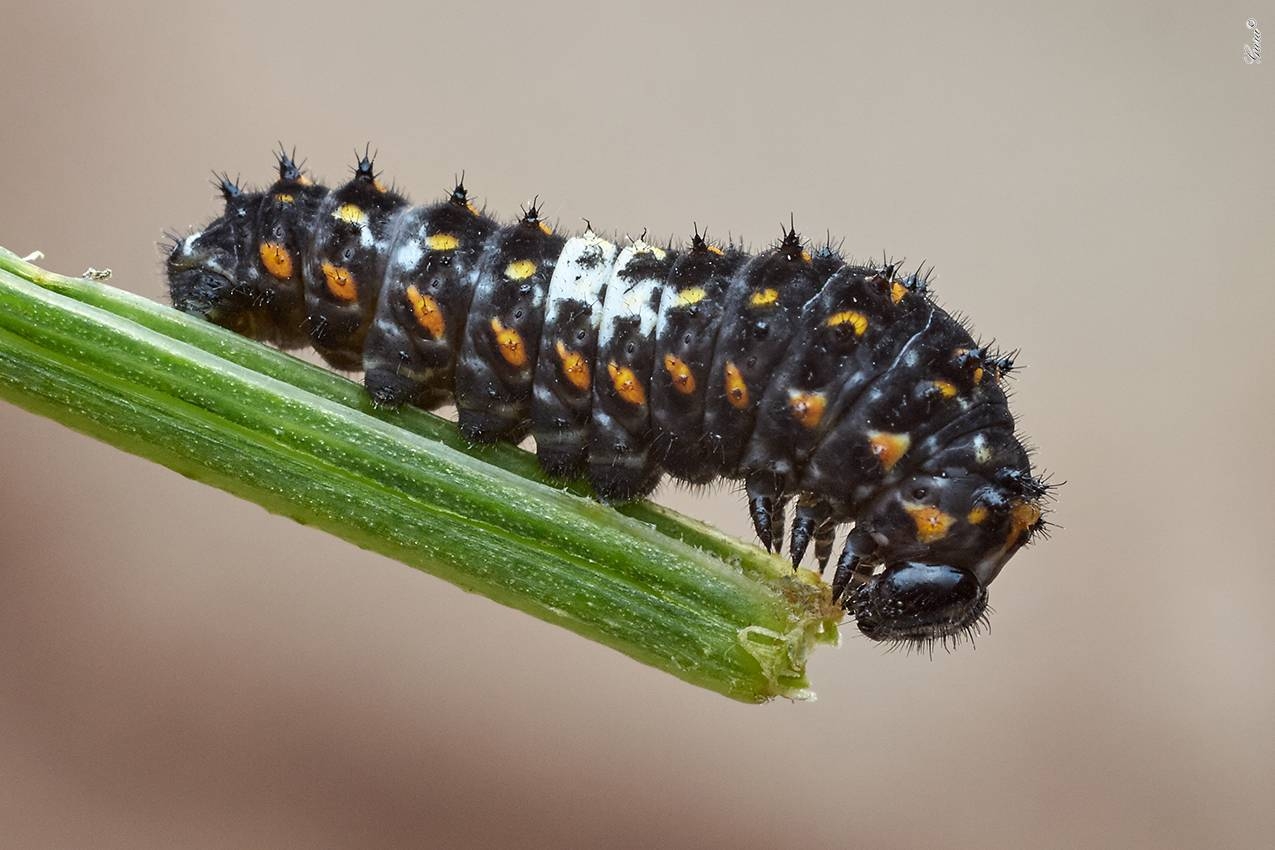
left=166, top=147, right=1053, bottom=648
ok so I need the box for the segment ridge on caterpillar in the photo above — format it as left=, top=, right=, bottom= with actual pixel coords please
left=166, top=145, right=1054, bottom=649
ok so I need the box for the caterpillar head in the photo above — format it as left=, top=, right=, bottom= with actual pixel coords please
left=848, top=470, right=1047, bottom=648
left=167, top=175, right=259, bottom=324
left=166, top=157, right=316, bottom=348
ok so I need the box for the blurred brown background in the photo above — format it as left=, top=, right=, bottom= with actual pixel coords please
left=2, top=1, right=1272, bottom=847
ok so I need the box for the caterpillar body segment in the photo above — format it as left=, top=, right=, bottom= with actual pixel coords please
left=532, top=232, right=619, bottom=480
left=363, top=182, right=497, bottom=410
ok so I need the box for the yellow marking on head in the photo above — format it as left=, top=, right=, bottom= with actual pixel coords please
left=724, top=361, right=749, bottom=408
left=1006, top=500, right=1043, bottom=547
left=320, top=261, right=358, bottom=302
left=555, top=340, right=591, bottom=391
left=890, top=281, right=908, bottom=304
left=825, top=310, right=869, bottom=336
left=707, top=244, right=724, bottom=256
left=258, top=241, right=293, bottom=280
left=538, top=221, right=554, bottom=236
left=274, top=193, right=295, bottom=204
left=426, top=233, right=460, bottom=251
left=490, top=317, right=528, bottom=368
left=932, top=379, right=959, bottom=399
left=295, top=175, right=314, bottom=186
left=663, top=354, right=696, bottom=395
left=607, top=362, right=646, bottom=406
left=505, top=259, right=538, bottom=280
left=749, top=288, right=779, bottom=308
left=787, top=390, right=827, bottom=429
left=333, top=203, right=368, bottom=225
left=406, top=285, right=445, bottom=340
left=676, top=287, right=707, bottom=307
left=967, top=505, right=990, bottom=525
left=973, top=366, right=985, bottom=384
left=800, top=249, right=813, bottom=264
left=906, top=504, right=956, bottom=544
left=466, top=202, right=480, bottom=216
left=372, top=179, right=389, bottom=194
left=867, top=431, right=911, bottom=471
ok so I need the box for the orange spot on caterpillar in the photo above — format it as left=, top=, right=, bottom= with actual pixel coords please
left=555, top=340, right=591, bottom=391
left=663, top=354, right=696, bottom=395
left=967, top=505, right=990, bottom=525
left=258, top=241, right=293, bottom=280
left=724, top=361, right=749, bottom=409
left=320, top=261, right=358, bottom=301
left=867, top=430, right=910, bottom=471
left=490, top=317, right=527, bottom=368
left=1007, top=500, right=1043, bottom=547
left=787, top=390, right=827, bottom=429
left=906, top=504, right=956, bottom=544
left=931, top=379, right=959, bottom=399
left=607, top=361, right=646, bottom=406
left=406, top=285, right=445, bottom=339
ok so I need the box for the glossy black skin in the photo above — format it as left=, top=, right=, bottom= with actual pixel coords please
left=453, top=208, right=565, bottom=444
left=589, top=246, right=677, bottom=501
left=701, top=228, right=825, bottom=477
left=740, top=263, right=905, bottom=551
left=250, top=167, right=329, bottom=347
left=166, top=151, right=1050, bottom=648
left=531, top=237, right=618, bottom=480
left=301, top=156, right=408, bottom=370
left=650, top=237, right=749, bottom=483
left=850, top=563, right=988, bottom=644
left=363, top=185, right=497, bottom=409
left=168, top=161, right=325, bottom=347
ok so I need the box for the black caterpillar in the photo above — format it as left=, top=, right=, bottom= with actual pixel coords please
left=166, top=147, right=1053, bottom=648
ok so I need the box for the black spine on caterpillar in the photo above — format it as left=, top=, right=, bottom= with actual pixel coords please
left=166, top=148, right=1054, bottom=650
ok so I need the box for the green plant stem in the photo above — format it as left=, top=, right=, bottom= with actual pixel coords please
left=0, top=248, right=838, bottom=702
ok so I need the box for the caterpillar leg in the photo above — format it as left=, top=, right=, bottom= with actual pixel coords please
left=812, top=515, right=836, bottom=574
left=831, top=529, right=878, bottom=602
left=746, top=472, right=788, bottom=553
left=788, top=495, right=832, bottom=569
left=773, top=498, right=788, bottom=554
